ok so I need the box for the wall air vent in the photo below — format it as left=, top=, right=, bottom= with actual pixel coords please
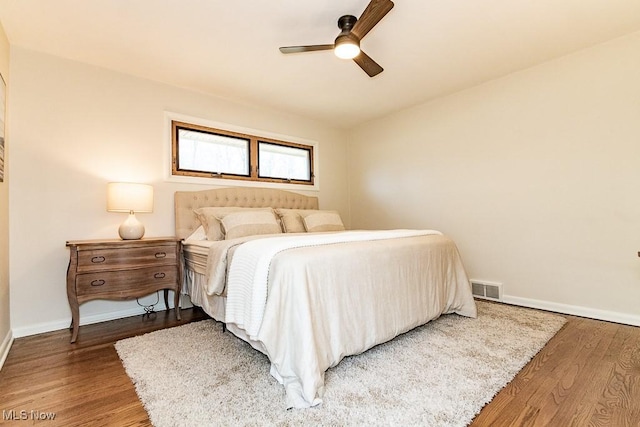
left=470, top=280, right=503, bottom=301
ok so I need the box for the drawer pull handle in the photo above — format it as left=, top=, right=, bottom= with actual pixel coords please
left=154, top=272, right=166, bottom=279
left=90, top=279, right=106, bottom=287
left=91, top=256, right=106, bottom=263
left=155, top=252, right=167, bottom=259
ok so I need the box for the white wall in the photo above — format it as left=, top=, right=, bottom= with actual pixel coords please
left=0, top=22, right=11, bottom=368
left=9, top=47, right=349, bottom=336
left=349, top=31, right=640, bottom=325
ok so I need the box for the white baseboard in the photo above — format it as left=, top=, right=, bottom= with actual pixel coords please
left=0, top=328, right=14, bottom=371
left=12, top=295, right=194, bottom=339
left=502, top=295, right=640, bottom=327
left=14, top=292, right=636, bottom=339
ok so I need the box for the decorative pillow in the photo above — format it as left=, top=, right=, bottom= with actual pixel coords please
left=216, top=209, right=282, bottom=240
left=299, top=210, right=345, bottom=233
left=184, top=225, right=207, bottom=241
left=274, top=208, right=307, bottom=233
left=194, top=207, right=242, bottom=240
left=194, top=207, right=273, bottom=240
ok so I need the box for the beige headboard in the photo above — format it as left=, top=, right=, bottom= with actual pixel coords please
left=174, top=187, right=319, bottom=239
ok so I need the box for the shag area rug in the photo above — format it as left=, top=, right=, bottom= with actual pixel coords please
left=115, top=301, right=565, bottom=426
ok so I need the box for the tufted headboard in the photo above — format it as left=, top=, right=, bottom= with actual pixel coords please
left=174, top=187, right=319, bottom=239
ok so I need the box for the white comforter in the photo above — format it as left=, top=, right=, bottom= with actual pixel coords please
left=225, top=230, right=438, bottom=339
left=202, top=230, right=477, bottom=408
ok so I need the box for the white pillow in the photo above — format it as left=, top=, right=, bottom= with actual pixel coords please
left=194, top=207, right=273, bottom=240
left=216, top=209, right=282, bottom=240
left=274, top=208, right=308, bottom=233
left=184, top=225, right=207, bottom=241
left=299, top=210, right=345, bottom=233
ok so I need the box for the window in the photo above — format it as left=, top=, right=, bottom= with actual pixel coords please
left=171, top=120, right=314, bottom=185
left=176, top=127, right=249, bottom=177
left=258, top=141, right=312, bottom=182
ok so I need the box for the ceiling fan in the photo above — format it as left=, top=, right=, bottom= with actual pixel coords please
left=279, top=0, right=395, bottom=77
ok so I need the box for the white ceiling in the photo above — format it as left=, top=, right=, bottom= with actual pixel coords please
left=1, top=0, right=640, bottom=129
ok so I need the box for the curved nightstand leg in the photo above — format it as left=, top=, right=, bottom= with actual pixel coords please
left=70, top=307, right=79, bottom=343
left=175, top=241, right=182, bottom=321
left=163, top=289, right=170, bottom=311
left=66, top=248, right=80, bottom=343
left=174, top=289, right=181, bottom=320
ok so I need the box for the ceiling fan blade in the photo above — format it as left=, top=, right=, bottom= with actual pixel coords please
left=353, top=50, right=384, bottom=77
left=351, top=0, right=394, bottom=40
left=279, top=44, right=334, bottom=54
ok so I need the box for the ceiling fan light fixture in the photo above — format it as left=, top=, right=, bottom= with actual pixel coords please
left=334, top=34, right=360, bottom=59
left=278, top=1, right=394, bottom=76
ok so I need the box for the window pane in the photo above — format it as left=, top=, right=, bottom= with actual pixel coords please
left=177, top=128, right=249, bottom=176
left=258, top=142, right=311, bottom=181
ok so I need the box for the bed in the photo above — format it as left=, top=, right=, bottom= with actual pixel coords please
left=175, top=187, right=477, bottom=408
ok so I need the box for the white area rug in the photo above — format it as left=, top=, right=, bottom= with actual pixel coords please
left=115, top=301, right=565, bottom=426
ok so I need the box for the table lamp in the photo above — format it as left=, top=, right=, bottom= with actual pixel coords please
left=107, top=182, right=154, bottom=240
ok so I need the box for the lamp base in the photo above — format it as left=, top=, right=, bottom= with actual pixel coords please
left=118, top=212, right=145, bottom=240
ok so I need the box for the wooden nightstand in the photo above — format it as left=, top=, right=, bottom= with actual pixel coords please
left=66, top=237, right=182, bottom=343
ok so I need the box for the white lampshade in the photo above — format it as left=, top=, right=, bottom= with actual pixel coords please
left=107, top=182, right=154, bottom=213
left=107, top=183, right=154, bottom=240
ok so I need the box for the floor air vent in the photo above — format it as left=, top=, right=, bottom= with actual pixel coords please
left=471, top=280, right=502, bottom=301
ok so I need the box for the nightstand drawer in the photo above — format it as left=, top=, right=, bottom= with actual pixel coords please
left=77, top=245, right=177, bottom=272
left=76, top=266, right=178, bottom=299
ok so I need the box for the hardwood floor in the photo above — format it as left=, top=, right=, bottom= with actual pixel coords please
left=0, top=308, right=208, bottom=427
left=0, top=306, right=638, bottom=426
left=471, top=311, right=640, bottom=426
